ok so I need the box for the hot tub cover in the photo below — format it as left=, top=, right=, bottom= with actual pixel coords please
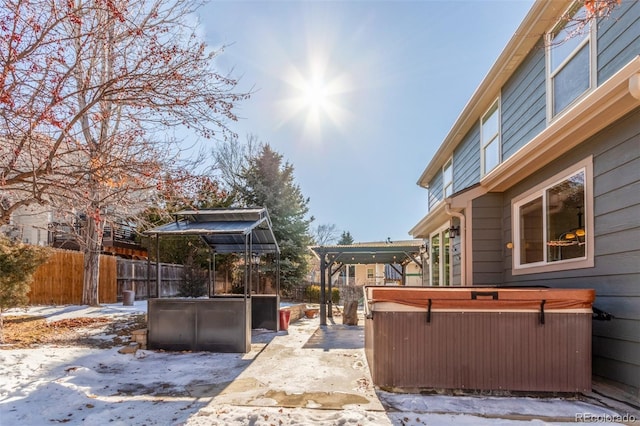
left=367, top=286, right=595, bottom=311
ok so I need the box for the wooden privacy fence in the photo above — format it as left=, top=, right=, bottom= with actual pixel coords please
left=30, top=249, right=117, bottom=304
left=30, top=250, right=220, bottom=305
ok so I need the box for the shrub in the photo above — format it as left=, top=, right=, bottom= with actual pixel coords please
left=304, top=285, right=340, bottom=304
left=178, top=265, right=208, bottom=298
left=0, top=236, right=51, bottom=342
left=331, top=288, right=340, bottom=304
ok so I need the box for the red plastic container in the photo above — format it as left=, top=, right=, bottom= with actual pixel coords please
left=279, top=309, right=291, bottom=331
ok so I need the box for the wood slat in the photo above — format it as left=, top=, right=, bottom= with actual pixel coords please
left=29, top=249, right=117, bottom=304
left=365, top=311, right=592, bottom=392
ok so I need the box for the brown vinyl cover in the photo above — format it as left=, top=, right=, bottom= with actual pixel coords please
left=369, top=287, right=595, bottom=311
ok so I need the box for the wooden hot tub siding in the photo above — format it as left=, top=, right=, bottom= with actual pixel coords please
left=365, top=287, right=594, bottom=393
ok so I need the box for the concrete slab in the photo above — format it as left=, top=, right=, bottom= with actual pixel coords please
left=208, top=315, right=385, bottom=413
left=188, top=309, right=638, bottom=426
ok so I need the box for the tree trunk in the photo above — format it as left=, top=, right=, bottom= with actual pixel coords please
left=82, top=212, right=102, bottom=306
left=0, top=308, right=4, bottom=344
left=342, top=300, right=359, bottom=326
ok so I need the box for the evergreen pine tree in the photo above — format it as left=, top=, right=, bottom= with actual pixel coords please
left=239, top=145, right=313, bottom=291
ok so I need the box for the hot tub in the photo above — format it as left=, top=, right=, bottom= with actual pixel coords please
left=364, top=286, right=595, bottom=393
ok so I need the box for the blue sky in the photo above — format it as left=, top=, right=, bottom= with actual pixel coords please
left=197, top=0, right=534, bottom=243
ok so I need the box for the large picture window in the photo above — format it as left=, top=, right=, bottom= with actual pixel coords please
left=481, top=100, right=500, bottom=176
left=547, top=4, right=594, bottom=118
left=512, top=158, right=593, bottom=274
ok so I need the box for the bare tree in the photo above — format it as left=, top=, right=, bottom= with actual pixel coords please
left=313, top=224, right=339, bottom=246
left=1, top=0, right=250, bottom=305
left=584, top=0, right=620, bottom=17
left=210, top=133, right=261, bottom=196
left=548, top=0, right=621, bottom=46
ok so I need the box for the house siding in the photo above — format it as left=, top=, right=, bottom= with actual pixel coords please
left=429, top=170, right=443, bottom=211
left=417, top=0, right=640, bottom=396
left=500, top=107, right=640, bottom=393
left=453, top=123, right=480, bottom=191
left=597, top=0, right=640, bottom=85
left=501, top=40, right=547, bottom=161
left=471, top=193, right=504, bottom=285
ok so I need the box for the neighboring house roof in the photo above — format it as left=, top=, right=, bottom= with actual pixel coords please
left=144, top=208, right=280, bottom=254
left=309, top=240, right=424, bottom=266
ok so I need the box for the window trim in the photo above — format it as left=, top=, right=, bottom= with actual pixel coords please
left=481, top=98, right=501, bottom=176
left=511, top=156, right=594, bottom=275
left=442, top=157, right=453, bottom=198
left=545, top=3, right=597, bottom=122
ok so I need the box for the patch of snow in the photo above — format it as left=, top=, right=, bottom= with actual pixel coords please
left=0, top=302, right=632, bottom=426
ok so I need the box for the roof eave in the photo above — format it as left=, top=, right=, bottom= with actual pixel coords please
left=416, top=0, right=571, bottom=187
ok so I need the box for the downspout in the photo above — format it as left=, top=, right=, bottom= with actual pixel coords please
left=445, top=203, right=466, bottom=286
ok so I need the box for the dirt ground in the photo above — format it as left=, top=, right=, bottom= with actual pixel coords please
left=0, top=314, right=146, bottom=349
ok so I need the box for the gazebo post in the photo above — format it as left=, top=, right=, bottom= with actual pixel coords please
left=244, top=234, right=249, bottom=299
left=276, top=251, right=280, bottom=300
left=320, top=249, right=327, bottom=326
left=146, top=239, right=151, bottom=299
left=155, top=234, right=160, bottom=298
left=327, top=264, right=333, bottom=319
left=209, top=251, right=215, bottom=297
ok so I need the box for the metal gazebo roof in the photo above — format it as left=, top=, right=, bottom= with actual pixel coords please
left=309, top=240, right=424, bottom=266
left=310, top=240, right=425, bottom=326
left=144, top=208, right=280, bottom=254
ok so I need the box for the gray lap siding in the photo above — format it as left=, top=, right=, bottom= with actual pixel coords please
left=497, top=107, right=640, bottom=394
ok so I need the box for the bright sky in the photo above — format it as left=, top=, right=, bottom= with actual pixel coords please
left=198, top=0, right=535, bottom=243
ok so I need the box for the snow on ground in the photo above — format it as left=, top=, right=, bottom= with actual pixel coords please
left=0, top=301, right=633, bottom=426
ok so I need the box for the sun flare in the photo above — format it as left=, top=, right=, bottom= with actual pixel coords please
left=277, top=56, right=352, bottom=140
left=303, top=78, right=328, bottom=110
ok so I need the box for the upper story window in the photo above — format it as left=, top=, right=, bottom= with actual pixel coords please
left=546, top=4, right=595, bottom=119
left=481, top=99, right=500, bottom=176
left=512, top=156, right=593, bottom=275
left=443, top=158, right=453, bottom=198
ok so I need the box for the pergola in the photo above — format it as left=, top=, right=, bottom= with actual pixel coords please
left=142, top=208, right=281, bottom=352
left=310, top=240, right=425, bottom=325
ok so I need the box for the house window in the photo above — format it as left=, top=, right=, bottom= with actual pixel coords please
left=547, top=4, right=594, bottom=118
left=345, top=265, right=355, bottom=285
left=430, top=226, right=451, bottom=286
left=367, top=268, right=374, bottom=279
left=481, top=100, right=500, bottom=176
left=512, top=157, right=593, bottom=274
left=443, top=158, right=453, bottom=198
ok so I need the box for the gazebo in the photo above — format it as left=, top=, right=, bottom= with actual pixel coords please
left=309, top=240, right=425, bottom=325
left=143, top=208, right=280, bottom=353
